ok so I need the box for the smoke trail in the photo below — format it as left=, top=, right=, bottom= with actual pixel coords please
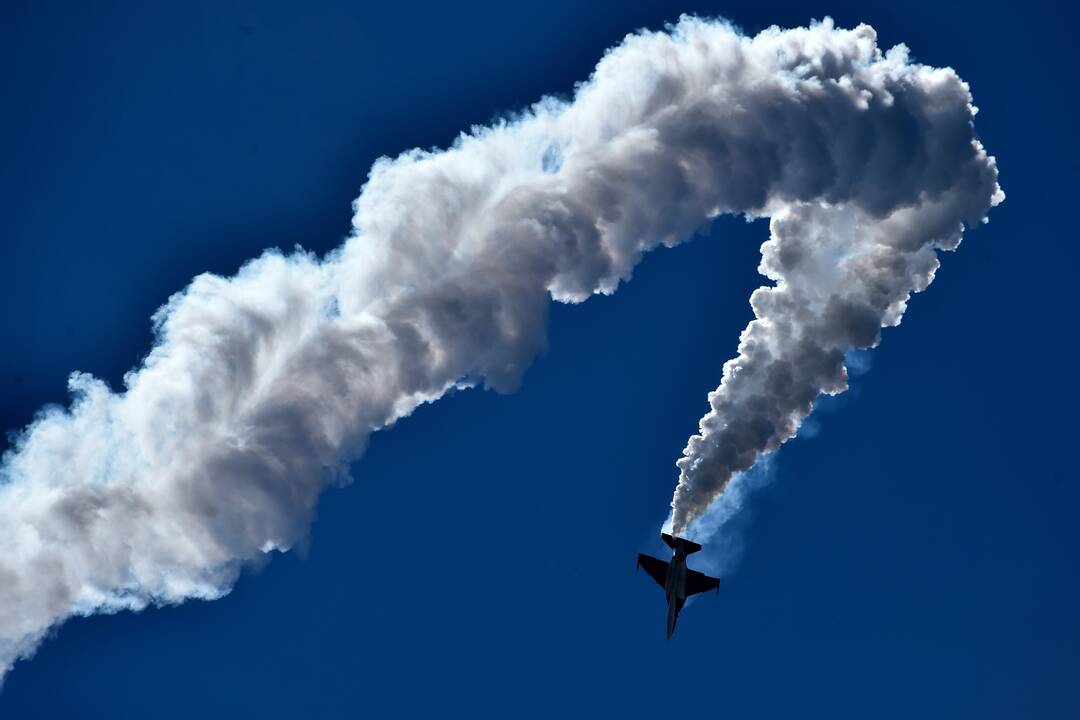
left=668, top=35, right=1003, bottom=533
left=0, top=17, right=1000, bottom=682
left=664, top=454, right=777, bottom=577
left=669, top=349, right=867, bottom=568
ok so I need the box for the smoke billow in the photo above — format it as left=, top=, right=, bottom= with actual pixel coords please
left=0, top=17, right=1000, bottom=682
left=669, top=37, right=1004, bottom=532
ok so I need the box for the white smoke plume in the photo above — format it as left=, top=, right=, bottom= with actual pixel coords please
left=668, top=34, right=1003, bottom=533
left=0, top=17, right=1000, bottom=683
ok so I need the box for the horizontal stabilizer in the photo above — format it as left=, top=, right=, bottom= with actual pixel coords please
left=661, top=533, right=702, bottom=555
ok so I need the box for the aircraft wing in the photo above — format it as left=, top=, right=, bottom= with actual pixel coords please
left=637, top=553, right=668, bottom=589
left=686, top=568, right=720, bottom=596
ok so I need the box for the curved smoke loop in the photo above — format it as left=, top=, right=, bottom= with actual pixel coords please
left=0, top=17, right=1000, bottom=682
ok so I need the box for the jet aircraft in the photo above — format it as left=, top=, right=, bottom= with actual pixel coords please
left=637, top=533, right=720, bottom=638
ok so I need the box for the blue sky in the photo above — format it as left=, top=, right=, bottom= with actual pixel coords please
left=0, top=1, right=1074, bottom=717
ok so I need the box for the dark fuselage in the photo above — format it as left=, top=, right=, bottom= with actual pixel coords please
left=663, top=546, right=690, bottom=638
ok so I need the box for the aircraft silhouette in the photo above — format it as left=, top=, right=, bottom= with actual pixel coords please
left=637, top=533, right=720, bottom=638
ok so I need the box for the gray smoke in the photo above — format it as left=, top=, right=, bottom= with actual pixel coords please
left=0, top=17, right=1001, bottom=683
left=668, top=27, right=1003, bottom=531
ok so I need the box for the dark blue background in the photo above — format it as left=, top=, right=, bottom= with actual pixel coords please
left=1, top=2, right=1073, bottom=717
